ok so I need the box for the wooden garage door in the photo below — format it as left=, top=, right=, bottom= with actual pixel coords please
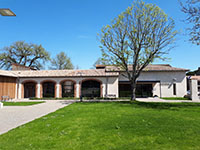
left=0, top=76, right=16, bottom=99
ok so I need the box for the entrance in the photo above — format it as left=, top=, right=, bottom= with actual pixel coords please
left=81, top=80, right=101, bottom=97
left=119, top=81, right=153, bottom=98
left=24, top=82, right=36, bottom=98
left=61, top=80, right=75, bottom=97
left=42, top=82, right=55, bottom=97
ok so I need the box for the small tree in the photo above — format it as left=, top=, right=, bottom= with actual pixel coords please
left=50, top=52, right=74, bottom=70
left=0, top=41, right=50, bottom=70
left=180, top=0, right=200, bottom=45
left=98, top=0, right=177, bottom=100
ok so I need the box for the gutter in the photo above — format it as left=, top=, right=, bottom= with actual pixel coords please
left=160, top=81, right=162, bottom=98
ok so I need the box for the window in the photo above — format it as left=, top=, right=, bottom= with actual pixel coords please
left=173, top=83, right=176, bottom=95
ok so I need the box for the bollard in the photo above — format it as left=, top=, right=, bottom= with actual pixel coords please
left=0, top=102, right=3, bottom=108
left=80, top=95, right=83, bottom=102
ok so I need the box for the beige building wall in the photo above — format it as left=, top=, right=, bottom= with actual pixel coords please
left=19, top=76, right=119, bottom=99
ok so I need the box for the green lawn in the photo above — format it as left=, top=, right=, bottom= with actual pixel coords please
left=1, top=102, right=200, bottom=149
left=2, top=101, right=44, bottom=106
left=162, top=97, right=191, bottom=100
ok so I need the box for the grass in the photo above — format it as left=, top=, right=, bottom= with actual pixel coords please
left=1, top=102, right=200, bottom=149
left=2, top=101, right=44, bottom=106
left=162, top=97, right=191, bottom=100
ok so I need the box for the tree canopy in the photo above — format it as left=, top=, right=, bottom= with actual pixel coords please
left=98, top=0, right=177, bottom=100
left=180, top=0, right=200, bottom=45
left=0, top=41, right=50, bottom=70
left=92, top=57, right=108, bottom=69
left=49, top=52, right=74, bottom=70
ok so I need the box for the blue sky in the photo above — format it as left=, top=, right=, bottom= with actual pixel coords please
left=0, top=0, right=198, bottom=70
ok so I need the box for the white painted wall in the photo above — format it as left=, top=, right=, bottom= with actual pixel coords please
left=152, top=82, right=160, bottom=97
left=18, top=83, right=22, bottom=99
left=37, top=83, right=40, bottom=98
left=18, top=71, right=187, bottom=99
left=190, top=79, right=199, bottom=101
left=106, top=77, right=119, bottom=98
left=119, top=71, right=187, bottom=97
left=15, top=82, right=18, bottom=99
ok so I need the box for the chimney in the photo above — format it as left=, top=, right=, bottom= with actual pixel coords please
left=96, top=64, right=106, bottom=69
left=12, top=63, right=36, bottom=71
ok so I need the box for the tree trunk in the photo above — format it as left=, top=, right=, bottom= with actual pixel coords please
left=131, top=79, right=137, bottom=101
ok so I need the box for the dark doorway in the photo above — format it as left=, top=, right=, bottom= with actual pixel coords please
left=119, top=82, right=153, bottom=98
left=24, top=82, right=36, bottom=98
left=62, top=81, right=75, bottom=97
left=135, top=84, right=153, bottom=97
left=81, top=80, right=101, bottom=97
left=43, top=82, right=55, bottom=97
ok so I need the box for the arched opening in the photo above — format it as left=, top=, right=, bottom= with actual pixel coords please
left=61, top=80, right=75, bottom=97
left=81, top=80, right=101, bottom=97
left=42, top=81, right=55, bottom=98
left=24, top=81, right=36, bottom=98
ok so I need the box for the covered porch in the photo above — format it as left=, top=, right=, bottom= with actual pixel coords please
left=119, top=81, right=160, bottom=98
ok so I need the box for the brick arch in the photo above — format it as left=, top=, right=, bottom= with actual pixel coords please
left=60, top=79, right=76, bottom=98
left=40, top=80, right=57, bottom=98
left=22, top=80, right=37, bottom=84
left=79, top=78, right=103, bottom=97
left=21, top=80, right=37, bottom=99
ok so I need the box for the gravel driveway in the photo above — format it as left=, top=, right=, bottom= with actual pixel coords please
left=0, top=100, right=74, bottom=135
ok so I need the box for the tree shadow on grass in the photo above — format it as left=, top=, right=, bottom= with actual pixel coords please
left=63, top=100, right=200, bottom=110
left=118, top=101, right=200, bottom=110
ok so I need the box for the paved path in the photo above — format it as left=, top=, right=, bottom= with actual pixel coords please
left=74, top=98, right=199, bottom=103
left=0, top=100, right=74, bottom=135
left=137, top=97, right=200, bottom=103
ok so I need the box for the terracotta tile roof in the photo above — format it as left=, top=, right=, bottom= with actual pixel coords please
left=105, top=64, right=189, bottom=72
left=0, top=64, right=188, bottom=78
left=190, top=76, right=200, bottom=80
left=9, top=69, right=119, bottom=77
left=0, top=70, right=18, bottom=77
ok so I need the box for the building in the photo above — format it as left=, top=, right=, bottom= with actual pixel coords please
left=0, top=64, right=189, bottom=99
left=187, top=67, right=200, bottom=99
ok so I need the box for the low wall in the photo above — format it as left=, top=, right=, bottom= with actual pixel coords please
left=190, top=79, right=200, bottom=101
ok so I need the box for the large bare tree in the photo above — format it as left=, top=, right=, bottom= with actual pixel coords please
left=0, top=41, right=50, bottom=70
left=98, top=0, right=177, bottom=100
left=180, top=0, right=200, bottom=45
